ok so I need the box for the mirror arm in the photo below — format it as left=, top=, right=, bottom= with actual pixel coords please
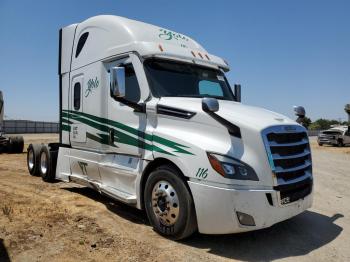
left=206, top=111, right=242, bottom=138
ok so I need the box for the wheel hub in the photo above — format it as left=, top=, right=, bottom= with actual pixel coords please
left=40, top=152, right=48, bottom=175
left=28, top=150, right=34, bottom=170
left=157, top=196, right=167, bottom=212
left=152, top=180, right=179, bottom=226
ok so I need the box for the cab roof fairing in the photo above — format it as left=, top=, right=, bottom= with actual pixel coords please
left=64, top=15, right=229, bottom=72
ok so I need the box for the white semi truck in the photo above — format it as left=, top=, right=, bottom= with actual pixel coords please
left=27, top=15, right=313, bottom=239
left=0, top=91, right=24, bottom=153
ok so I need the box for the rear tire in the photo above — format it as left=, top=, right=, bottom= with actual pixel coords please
left=7, top=136, right=24, bottom=153
left=27, top=144, right=42, bottom=176
left=6, top=136, right=14, bottom=153
left=14, top=136, right=24, bottom=153
left=39, top=145, right=56, bottom=182
left=144, top=165, right=197, bottom=240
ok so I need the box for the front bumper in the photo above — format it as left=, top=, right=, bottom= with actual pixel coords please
left=318, top=138, right=337, bottom=145
left=188, top=180, right=313, bottom=234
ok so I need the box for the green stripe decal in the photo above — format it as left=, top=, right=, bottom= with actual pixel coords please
left=61, top=124, right=71, bottom=132
left=62, top=110, right=192, bottom=156
left=61, top=117, right=73, bottom=125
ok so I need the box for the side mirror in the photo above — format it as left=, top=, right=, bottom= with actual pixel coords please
left=234, top=84, right=241, bottom=102
left=110, top=67, right=125, bottom=98
left=202, top=97, right=219, bottom=113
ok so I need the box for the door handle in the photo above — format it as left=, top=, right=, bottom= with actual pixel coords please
left=109, top=129, right=115, bottom=145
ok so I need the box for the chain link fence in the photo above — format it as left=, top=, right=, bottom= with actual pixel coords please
left=3, top=120, right=59, bottom=134
left=308, top=130, right=321, bottom=137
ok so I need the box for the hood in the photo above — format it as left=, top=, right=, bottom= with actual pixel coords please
left=158, top=97, right=297, bottom=131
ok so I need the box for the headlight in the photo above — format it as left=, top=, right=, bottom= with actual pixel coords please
left=207, top=152, right=259, bottom=181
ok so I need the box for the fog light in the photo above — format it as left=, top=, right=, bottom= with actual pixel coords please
left=236, top=211, right=256, bottom=226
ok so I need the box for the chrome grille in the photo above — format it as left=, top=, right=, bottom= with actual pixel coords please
left=262, top=125, right=313, bottom=204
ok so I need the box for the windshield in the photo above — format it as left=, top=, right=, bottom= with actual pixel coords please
left=144, top=59, right=236, bottom=101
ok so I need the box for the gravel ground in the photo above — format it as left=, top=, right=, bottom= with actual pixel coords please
left=0, top=134, right=349, bottom=262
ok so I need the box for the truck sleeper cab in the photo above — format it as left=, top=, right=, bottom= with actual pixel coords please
left=26, top=15, right=313, bottom=239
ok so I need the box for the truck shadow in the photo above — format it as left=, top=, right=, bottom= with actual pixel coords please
left=0, top=238, right=10, bottom=262
left=182, top=211, right=343, bottom=261
left=63, top=187, right=343, bottom=261
left=63, top=187, right=149, bottom=225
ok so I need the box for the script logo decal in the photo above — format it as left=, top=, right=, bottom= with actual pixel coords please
left=85, top=77, right=99, bottom=97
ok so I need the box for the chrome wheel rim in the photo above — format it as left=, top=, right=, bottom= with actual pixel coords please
left=152, top=180, right=179, bottom=226
left=40, top=152, right=48, bottom=175
left=28, top=150, right=34, bottom=170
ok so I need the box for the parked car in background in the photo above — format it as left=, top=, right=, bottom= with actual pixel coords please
left=318, top=126, right=350, bottom=146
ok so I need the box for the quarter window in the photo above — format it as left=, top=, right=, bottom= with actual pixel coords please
left=75, top=32, right=89, bottom=58
left=73, top=82, right=81, bottom=110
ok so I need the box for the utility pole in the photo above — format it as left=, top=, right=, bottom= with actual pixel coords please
left=345, top=104, right=350, bottom=124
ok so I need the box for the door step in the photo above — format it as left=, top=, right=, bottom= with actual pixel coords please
left=100, top=185, right=137, bottom=205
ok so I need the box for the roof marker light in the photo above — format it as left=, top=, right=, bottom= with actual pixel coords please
left=191, top=51, right=196, bottom=57
left=198, top=52, right=203, bottom=59
left=158, top=44, right=164, bottom=52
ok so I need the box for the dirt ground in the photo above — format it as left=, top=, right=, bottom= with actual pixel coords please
left=309, top=137, right=350, bottom=154
left=0, top=134, right=349, bottom=262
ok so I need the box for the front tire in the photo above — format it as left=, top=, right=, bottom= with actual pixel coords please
left=144, top=165, right=197, bottom=240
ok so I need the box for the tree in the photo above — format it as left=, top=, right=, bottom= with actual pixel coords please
left=298, top=117, right=312, bottom=129
left=309, top=119, right=342, bottom=130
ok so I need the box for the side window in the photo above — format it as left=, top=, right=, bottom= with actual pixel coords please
left=199, top=80, right=223, bottom=97
left=124, top=64, right=141, bottom=103
left=75, top=32, right=89, bottom=58
left=73, top=82, right=81, bottom=110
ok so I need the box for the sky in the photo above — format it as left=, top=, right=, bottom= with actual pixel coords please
left=0, top=0, right=349, bottom=122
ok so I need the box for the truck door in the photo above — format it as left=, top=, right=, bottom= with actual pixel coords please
left=106, top=57, right=147, bottom=156
left=99, top=56, right=147, bottom=197
left=96, top=57, right=146, bottom=196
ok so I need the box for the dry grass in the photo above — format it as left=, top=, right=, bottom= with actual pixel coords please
left=2, top=205, right=13, bottom=222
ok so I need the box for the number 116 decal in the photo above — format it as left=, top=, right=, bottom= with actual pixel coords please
left=196, top=168, right=208, bottom=179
